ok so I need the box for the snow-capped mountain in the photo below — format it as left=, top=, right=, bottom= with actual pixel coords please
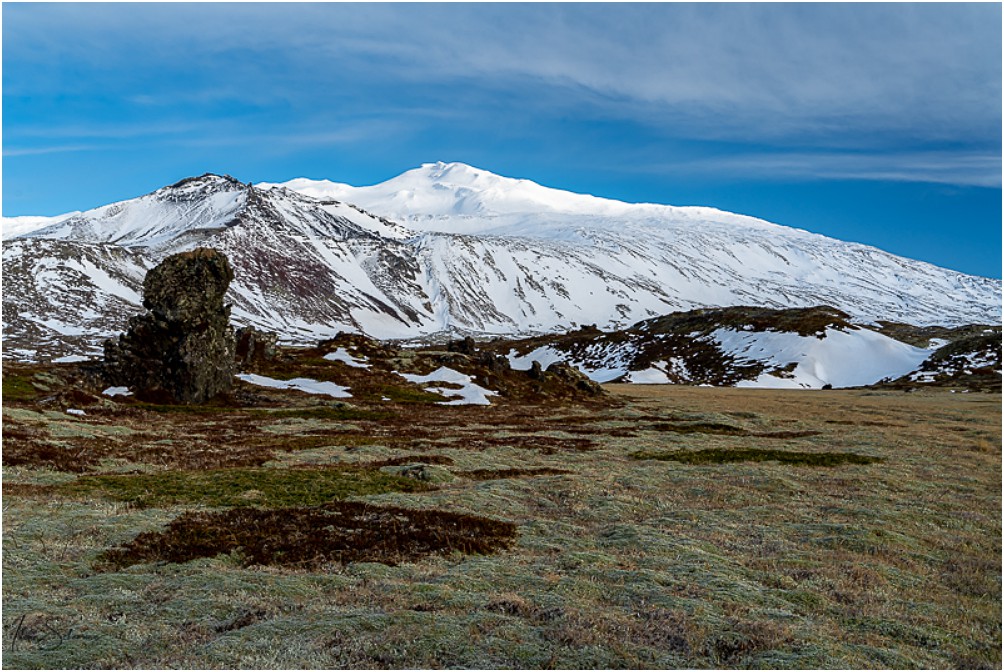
left=3, top=163, right=1000, bottom=361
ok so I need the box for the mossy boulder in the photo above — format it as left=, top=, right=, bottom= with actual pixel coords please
left=103, top=248, right=236, bottom=404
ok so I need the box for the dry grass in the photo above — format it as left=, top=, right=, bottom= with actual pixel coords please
left=3, top=375, right=1000, bottom=668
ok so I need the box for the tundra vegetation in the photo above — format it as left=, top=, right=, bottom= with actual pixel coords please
left=2, top=344, right=1000, bottom=669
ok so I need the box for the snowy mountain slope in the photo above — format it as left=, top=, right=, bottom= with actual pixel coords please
left=1, top=212, right=80, bottom=240
left=21, top=175, right=249, bottom=251
left=3, top=164, right=1000, bottom=361
left=265, top=162, right=1000, bottom=327
left=2, top=238, right=150, bottom=359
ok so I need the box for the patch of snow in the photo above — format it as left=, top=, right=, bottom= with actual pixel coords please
left=959, top=349, right=998, bottom=369
left=102, top=386, right=132, bottom=397
left=235, top=373, right=352, bottom=398
left=506, top=346, right=567, bottom=371
left=626, top=366, right=671, bottom=384
left=716, top=327, right=932, bottom=389
left=53, top=354, right=91, bottom=363
left=323, top=347, right=370, bottom=368
left=505, top=345, right=627, bottom=383
left=66, top=408, right=86, bottom=416
left=397, top=366, right=498, bottom=405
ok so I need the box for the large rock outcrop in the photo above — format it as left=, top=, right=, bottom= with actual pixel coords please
left=103, top=248, right=236, bottom=403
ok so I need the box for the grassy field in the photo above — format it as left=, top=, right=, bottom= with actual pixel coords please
left=2, top=374, right=1000, bottom=668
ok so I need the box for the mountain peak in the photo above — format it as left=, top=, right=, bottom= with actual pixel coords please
left=418, top=161, right=498, bottom=181
left=163, top=173, right=246, bottom=195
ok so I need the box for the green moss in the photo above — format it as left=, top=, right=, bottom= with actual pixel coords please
left=61, top=466, right=433, bottom=508
left=631, top=448, right=882, bottom=466
left=2, top=374, right=39, bottom=402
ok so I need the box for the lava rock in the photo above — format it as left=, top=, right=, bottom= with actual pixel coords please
left=379, top=463, right=455, bottom=484
left=474, top=351, right=511, bottom=375
left=448, top=336, right=477, bottom=355
left=545, top=361, right=604, bottom=395
left=235, top=326, right=278, bottom=368
left=103, top=248, right=236, bottom=403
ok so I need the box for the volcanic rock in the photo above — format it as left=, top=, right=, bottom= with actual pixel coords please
left=103, top=248, right=236, bottom=403
left=235, top=326, right=278, bottom=369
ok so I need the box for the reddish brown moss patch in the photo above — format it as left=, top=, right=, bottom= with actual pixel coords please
left=1, top=483, right=56, bottom=498
left=367, top=454, right=456, bottom=468
left=456, top=467, right=572, bottom=480
left=96, top=501, right=517, bottom=570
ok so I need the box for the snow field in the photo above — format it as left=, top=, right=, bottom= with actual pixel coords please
left=714, top=327, right=932, bottom=389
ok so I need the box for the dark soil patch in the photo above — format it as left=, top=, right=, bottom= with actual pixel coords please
left=456, top=467, right=572, bottom=480
left=3, top=434, right=103, bottom=473
left=1, top=483, right=56, bottom=498
left=631, top=448, right=882, bottom=466
left=648, top=423, right=820, bottom=439
left=750, top=430, right=822, bottom=439
left=824, top=420, right=905, bottom=428
left=95, top=501, right=517, bottom=570
left=1, top=416, right=343, bottom=473
left=62, top=466, right=433, bottom=508
left=248, top=406, right=393, bottom=422
left=442, top=434, right=597, bottom=454
left=367, top=455, right=456, bottom=468
left=652, top=422, right=750, bottom=436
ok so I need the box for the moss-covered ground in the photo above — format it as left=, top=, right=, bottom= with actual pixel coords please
left=2, top=368, right=1000, bottom=668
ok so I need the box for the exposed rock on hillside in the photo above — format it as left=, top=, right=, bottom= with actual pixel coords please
left=103, top=248, right=236, bottom=403
left=235, top=326, right=278, bottom=368
left=881, top=328, right=1002, bottom=392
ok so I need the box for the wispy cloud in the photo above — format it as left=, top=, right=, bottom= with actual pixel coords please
left=4, top=3, right=1000, bottom=188
left=8, top=4, right=999, bottom=139
left=646, top=150, right=1003, bottom=188
left=2, top=144, right=102, bottom=157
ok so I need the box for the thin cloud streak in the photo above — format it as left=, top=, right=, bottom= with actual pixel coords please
left=646, top=151, right=1002, bottom=189
left=2, top=144, right=103, bottom=157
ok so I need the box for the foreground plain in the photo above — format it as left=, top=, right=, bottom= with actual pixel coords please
left=2, top=373, right=1001, bottom=668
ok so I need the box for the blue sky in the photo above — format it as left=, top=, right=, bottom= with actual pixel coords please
left=4, top=2, right=1001, bottom=278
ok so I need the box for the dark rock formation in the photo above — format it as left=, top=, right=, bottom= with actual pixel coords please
left=103, top=248, right=236, bottom=403
left=235, top=326, right=278, bottom=369
left=544, top=362, right=605, bottom=395
left=448, top=336, right=477, bottom=355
